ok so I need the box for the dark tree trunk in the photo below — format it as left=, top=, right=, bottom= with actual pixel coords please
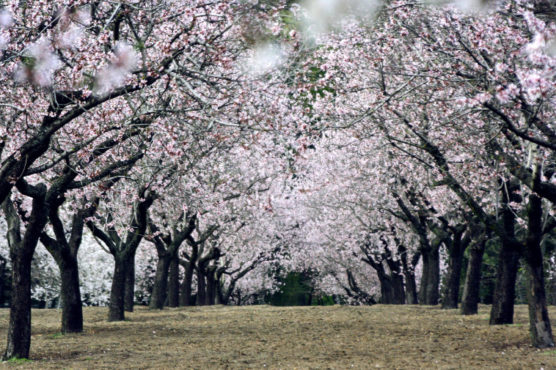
left=124, top=253, right=135, bottom=312
left=377, top=271, right=394, bottom=304
left=196, top=269, right=206, bottom=306
left=442, top=232, right=468, bottom=309
left=206, top=267, right=216, bottom=305
left=167, top=255, right=180, bottom=307
left=108, top=257, right=127, bottom=321
left=150, top=255, right=171, bottom=310
left=400, top=249, right=419, bottom=304
left=0, top=256, right=6, bottom=306
left=523, top=193, right=554, bottom=348
left=489, top=242, right=520, bottom=324
left=180, top=261, right=195, bottom=306
left=385, top=251, right=405, bottom=304
left=404, top=271, right=418, bottom=304
left=392, top=273, right=406, bottom=304
left=375, top=270, right=405, bottom=304
left=490, top=180, right=522, bottom=325
left=419, top=247, right=440, bottom=305
left=59, top=256, right=83, bottom=333
left=3, top=189, right=47, bottom=360
left=461, top=238, right=486, bottom=315
left=3, top=251, right=33, bottom=360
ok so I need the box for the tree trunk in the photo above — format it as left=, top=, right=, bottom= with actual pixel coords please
left=489, top=243, right=520, bottom=324
left=442, top=237, right=466, bottom=309
left=525, top=249, right=555, bottom=347
left=392, top=272, right=406, bottom=304
left=3, top=251, right=33, bottom=360
left=180, top=261, right=195, bottom=306
left=400, top=250, right=419, bottom=304
left=490, top=180, right=521, bottom=325
left=124, top=253, right=135, bottom=312
left=167, top=255, right=180, bottom=307
left=376, top=268, right=394, bottom=304
left=404, top=271, right=418, bottom=304
left=419, top=247, right=440, bottom=305
left=461, top=238, right=486, bottom=315
left=59, top=256, right=83, bottom=333
left=3, top=190, right=47, bottom=360
left=108, top=257, right=127, bottom=321
left=206, top=268, right=216, bottom=305
left=0, top=257, right=5, bottom=307
left=523, top=193, right=554, bottom=348
left=150, top=255, right=171, bottom=310
left=196, top=269, right=206, bottom=306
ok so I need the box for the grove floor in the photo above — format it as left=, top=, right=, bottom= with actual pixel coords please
left=0, top=304, right=555, bottom=369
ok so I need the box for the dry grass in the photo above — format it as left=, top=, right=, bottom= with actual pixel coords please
left=0, top=304, right=555, bottom=369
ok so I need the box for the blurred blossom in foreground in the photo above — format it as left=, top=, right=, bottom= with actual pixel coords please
left=0, top=10, right=13, bottom=28
left=453, top=0, right=491, bottom=11
left=16, top=38, right=62, bottom=87
left=0, top=10, right=12, bottom=50
left=94, top=41, right=138, bottom=96
left=245, top=43, right=284, bottom=76
left=301, top=0, right=380, bottom=36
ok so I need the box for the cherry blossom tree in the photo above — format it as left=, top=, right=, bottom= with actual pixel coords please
left=293, top=0, right=554, bottom=347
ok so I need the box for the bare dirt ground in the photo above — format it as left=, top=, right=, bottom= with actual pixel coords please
left=0, top=304, right=555, bottom=369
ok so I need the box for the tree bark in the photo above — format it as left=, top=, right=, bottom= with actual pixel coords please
left=124, top=253, right=135, bottom=312
left=419, top=247, right=440, bottom=305
left=167, top=254, right=180, bottom=307
left=3, top=188, right=47, bottom=360
left=404, top=271, right=418, bottom=304
left=400, top=249, right=419, bottom=304
left=461, top=238, right=486, bottom=315
left=0, top=256, right=6, bottom=307
left=149, top=254, right=171, bottom=309
left=108, top=256, right=127, bottom=321
left=196, top=269, right=206, bottom=306
left=377, top=270, right=394, bottom=304
left=180, top=261, right=195, bottom=306
left=490, top=180, right=521, bottom=325
left=442, top=231, right=468, bottom=309
left=206, top=266, right=217, bottom=305
left=523, top=192, right=554, bottom=348
left=392, top=272, right=406, bottom=304
left=489, top=242, right=520, bottom=324
left=59, top=256, right=83, bottom=333
left=3, top=251, right=33, bottom=360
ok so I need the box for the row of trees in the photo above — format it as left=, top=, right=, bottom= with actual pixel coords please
left=0, top=0, right=554, bottom=361
left=281, top=0, right=556, bottom=348
left=0, top=0, right=309, bottom=359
